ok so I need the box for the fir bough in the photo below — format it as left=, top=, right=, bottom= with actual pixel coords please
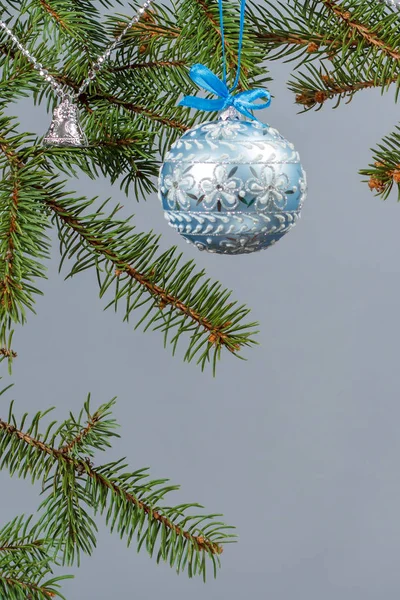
left=0, top=385, right=236, bottom=593
left=249, top=0, right=400, bottom=200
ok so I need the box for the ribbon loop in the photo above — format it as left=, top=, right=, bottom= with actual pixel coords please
left=178, top=64, right=271, bottom=121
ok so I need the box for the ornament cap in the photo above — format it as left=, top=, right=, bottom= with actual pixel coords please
left=218, top=106, right=241, bottom=121
left=43, top=98, right=88, bottom=147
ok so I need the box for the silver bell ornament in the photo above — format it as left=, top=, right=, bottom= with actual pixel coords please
left=158, top=107, right=307, bottom=255
left=43, top=97, right=87, bottom=147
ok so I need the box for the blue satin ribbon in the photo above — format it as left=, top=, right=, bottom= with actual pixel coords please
left=178, top=63, right=271, bottom=121
left=178, top=0, right=271, bottom=121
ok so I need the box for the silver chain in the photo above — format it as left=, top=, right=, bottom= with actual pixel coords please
left=0, top=0, right=153, bottom=101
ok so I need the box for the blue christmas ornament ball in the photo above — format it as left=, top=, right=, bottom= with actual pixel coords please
left=158, top=108, right=307, bottom=255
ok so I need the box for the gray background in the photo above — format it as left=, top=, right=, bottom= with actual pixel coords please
left=2, top=3, right=400, bottom=598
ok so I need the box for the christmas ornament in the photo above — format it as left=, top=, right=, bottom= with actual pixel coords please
left=159, top=105, right=306, bottom=255
left=158, top=0, right=307, bottom=255
left=43, top=97, right=87, bottom=147
left=0, top=0, right=153, bottom=146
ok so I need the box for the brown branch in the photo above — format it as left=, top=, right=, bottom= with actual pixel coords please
left=0, top=44, right=16, bottom=60
left=2, top=576, right=56, bottom=598
left=114, top=18, right=180, bottom=40
left=256, top=31, right=331, bottom=47
left=87, top=94, right=189, bottom=132
left=59, top=411, right=101, bottom=454
left=113, top=11, right=180, bottom=55
left=0, top=141, right=21, bottom=168
left=94, top=138, right=140, bottom=147
left=0, top=141, right=21, bottom=313
left=0, top=417, right=223, bottom=555
left=111, top=59, right=187, bottom=73
left=322, top=0, right=400, bottom=60
left=46, top=198, right=236, bottom=350
left=295, top=74, right=398, bottom=107
left=39, top=0, right=69, bottom=30
left=0, top=347, right=17, bottom=358
left=194, top=0, right=219, bottom=28
left=0, top=541, right=41, bottom=552
left=255, top=30, right=357, bottom=54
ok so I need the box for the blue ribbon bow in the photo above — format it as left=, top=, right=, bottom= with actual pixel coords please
left=178, top=63, right=271, bottom=121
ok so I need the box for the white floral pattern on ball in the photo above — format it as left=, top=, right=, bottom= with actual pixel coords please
left=202, top=119, right=246, bottom=142
left=246, top=166, right=291, bottom=211
left=220, top=235, right=275, bottom=254
left=199, top=164, right=244, bottom=210
left=162, top=166, right=195, bottom=210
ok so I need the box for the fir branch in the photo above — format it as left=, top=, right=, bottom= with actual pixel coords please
left=360, top=123, right=400, bottom=201
left=28, top=67, right=189, bottom=133
left=0, top=396, right=237, bottom=579
left=59, top=415, right=100, bottom=455
left=0, top=416, right=220, bottom=554
left=256, top=30, right=325, bottom=48
left=320, top=0, right=400, bottom=60
left=0, top=576, right=60, bottom=599
left=112, top=14, right=180, bottom=41
left=0, top=514, right=71, bottom=600
left=251, top=0, right=400, bottom=107
left=38, top=0, right=69, bottom=30
left=293, top=69, right=398, bottom=108
left=0, top=542, right=41, bottom=552
left=253, top=26, right=358, bottom=57
left=193, top=0, right=219, bottom=28
left=90, top=468, right=223, bottom=556
left=0, top=419, right=55, bottom=457
left=254, top=0, right=400, bottom=60
left=58, top=396, right=118, bottom=455
left=0, top=127, right=51, bottom=329
left=286, top=0, right=400, bottom=109
left=247, top=0, right=349, bottom=62
left=87, top=93, right=189, bottom=131
left=0, top=516, right=45, bottom=559
left=32, top=0, right=109, bottom=48
left=0, top=171, right=19, bottom=314
left=45, top=194, right=255, bottom=365
left=0, top=117, right=257, bottom=372
left=111, top=59, right=187, bottom=72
